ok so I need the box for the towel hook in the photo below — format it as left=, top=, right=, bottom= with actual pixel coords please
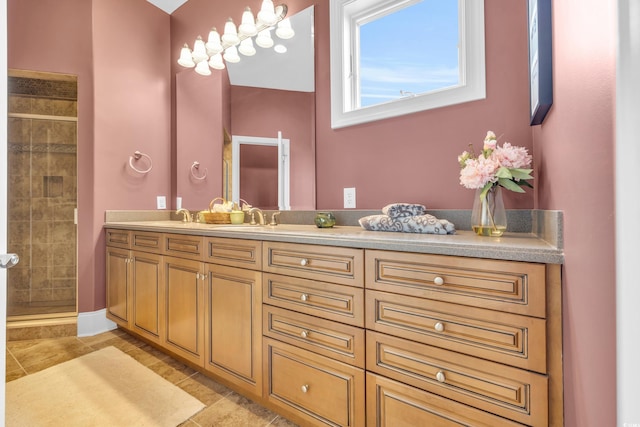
left=190, top=161, right=207, bottom=181
left=128, top=151, right=153, bottom=174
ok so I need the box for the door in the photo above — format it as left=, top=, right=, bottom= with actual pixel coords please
left=2, top=1, right=10, bottom=417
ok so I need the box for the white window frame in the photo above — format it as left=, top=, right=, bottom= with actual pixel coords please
left=330, top=0, right=486, bottom=129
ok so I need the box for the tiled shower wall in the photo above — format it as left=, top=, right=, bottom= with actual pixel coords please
left=7, top=74, right=78, bottom=316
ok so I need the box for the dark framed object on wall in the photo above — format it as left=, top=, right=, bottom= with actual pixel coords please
left=528, top=0, right=553, bottom=126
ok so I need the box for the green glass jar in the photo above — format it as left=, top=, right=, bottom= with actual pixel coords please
left=314, top=212, right=336, bottom=228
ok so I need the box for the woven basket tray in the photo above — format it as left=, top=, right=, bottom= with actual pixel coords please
left=201, top=211, right=231, bottom=224
left=202, top=197, right=231, bottom=224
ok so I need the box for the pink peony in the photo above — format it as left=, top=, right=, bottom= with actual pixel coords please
left=483, top=131, right=497, bottom=150
left=459, top=155, right=500, bottom=189
left=492, top=142, right=532, bottom=169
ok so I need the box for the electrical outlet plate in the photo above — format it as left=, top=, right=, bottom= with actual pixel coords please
left=157, top=196, right=166, bottom=209
left=344, top=187, right=356, bottom=208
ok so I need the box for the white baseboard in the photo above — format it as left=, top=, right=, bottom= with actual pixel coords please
left=77, top=309, right=118, bottom=337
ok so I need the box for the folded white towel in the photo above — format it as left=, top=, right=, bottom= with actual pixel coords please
left=381, top=203, right=426, bottom=218
left=358, top=214, right=456, bottom=235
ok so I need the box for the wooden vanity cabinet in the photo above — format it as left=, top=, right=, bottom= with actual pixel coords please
left=365, top=249, right=562, bottom=427
left=204, top=238, right=264, bottom=398
left=106, top=228, right=563, bottom=427
left=262, top=242, right=366, bottom=427
left=106, top=229, right=164, bottom=345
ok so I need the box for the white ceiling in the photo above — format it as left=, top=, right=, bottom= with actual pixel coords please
left=148, top=0, right=314, bottom=92
left=147, top=0, right=188, bottom=14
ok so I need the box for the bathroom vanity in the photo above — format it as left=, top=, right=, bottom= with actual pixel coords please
left=104, top=215, right=563, bottom=427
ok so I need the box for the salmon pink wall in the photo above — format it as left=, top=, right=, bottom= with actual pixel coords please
left=532, top=0, right=617, bottom=425
left=175, top=69, right=226, bottom=209
left=8, top=0, right=171, bottom=312
left=231, top=86, right=316, bottom=210
left=314, top=0, right=533, bottom=210
left=91, top=0, right=171, bottom=310
left=7, top=0, right=96, bottom=311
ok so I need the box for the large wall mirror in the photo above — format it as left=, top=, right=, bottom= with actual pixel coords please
left=225, top=5, right=315, bottom=211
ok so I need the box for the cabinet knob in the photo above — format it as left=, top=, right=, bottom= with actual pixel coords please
left=300, top=330, right=309, bottom=338
left=300, top=258, right=309, bottom=266
left=434, top=322, right=445, bottom=332
left=436, top=371, right=446, bottom=383
left=300, top=293, right=309, bottom=302
left=301, top=384, right=309, bottom=393
left=434, top=276, right=445, bottom=285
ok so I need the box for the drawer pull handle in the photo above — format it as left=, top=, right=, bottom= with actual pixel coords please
left=301, top=384, right=309, bottom=393
left=436, top=371, right=446, bottom=383
left=300, top=258, right=309, bottom=266
left=300, top=330, right=309, bottom=338
left=434, top=322, right=445, bottom=332
left=434, top=276, right=445, bottom=285
left=300, top=293, right=309, bottom=302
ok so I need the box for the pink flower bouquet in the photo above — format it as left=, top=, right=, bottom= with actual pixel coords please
left=458, top=131, right=533, bottom=200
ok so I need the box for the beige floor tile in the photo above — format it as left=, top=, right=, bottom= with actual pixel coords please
left=176, top=372, right=233, bottom=406
left=191, top=391, right=279, bottom=427
left=7, top=337, right=93, bottom=373
left=123, top=342, right=173, bottom=367
left=146, top=354, right=197, bottom=384
left=268, top=416, right=300, bottom=427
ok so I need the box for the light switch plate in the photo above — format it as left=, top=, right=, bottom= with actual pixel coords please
left=157, top=196, right=166, bottom=209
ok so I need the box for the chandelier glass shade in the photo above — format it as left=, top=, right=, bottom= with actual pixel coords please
left=177, top=1, right=293, bottom=75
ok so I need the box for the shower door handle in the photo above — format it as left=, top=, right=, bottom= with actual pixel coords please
left=0, top=253, right=20, bottom=269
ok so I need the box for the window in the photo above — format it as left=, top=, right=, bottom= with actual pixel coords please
left=330, top=0, right=485, bottom=128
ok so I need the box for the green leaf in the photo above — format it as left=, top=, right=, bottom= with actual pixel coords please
left=479, top=182, right=494, bottom=201
left=498, top=178, right=526, bottom=192
left=509, top=168, right=534, bottom=180
left=495, top=167, right=513, bottom=179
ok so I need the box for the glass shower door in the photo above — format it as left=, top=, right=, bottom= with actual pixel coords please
left=6, top=73, right=78, bottom=319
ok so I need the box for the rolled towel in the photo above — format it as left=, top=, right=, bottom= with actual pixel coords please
left=382, top=203, right=426, bottom=219
left=359, top=214, right=455, bottom=235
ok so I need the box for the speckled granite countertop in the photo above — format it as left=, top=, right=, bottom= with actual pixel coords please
left=104, top=211, right=564, bottom=264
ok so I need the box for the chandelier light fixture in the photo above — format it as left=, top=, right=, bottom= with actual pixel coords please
left=177, top=1, right=294, bottom=76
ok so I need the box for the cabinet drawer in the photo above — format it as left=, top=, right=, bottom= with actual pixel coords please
left=105, top=229, right=131, bottom=249
left=263, top=305, right=365, bottom=368
left=366, top=290, right=547, bottom=373
left=366, top=250, right=546, bottom=317
left=131, top=231, right=163, bottom=253
left=366, top=373, right=524, bottom=427
left=205, top=237, right=262, bottom=270
left=164, top=233, right=204, bottom=260
left=263, top=273, right=364, bottom=327
left=264, top=242, right=363, bottom=288
left=367, top=331, right=548, bottom=426
left=263, top=338, right=365, bottom=427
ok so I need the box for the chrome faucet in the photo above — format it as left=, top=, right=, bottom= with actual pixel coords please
left=176, top=208, right=191, bottom=222
left=248, top=207, right=265, bottom=225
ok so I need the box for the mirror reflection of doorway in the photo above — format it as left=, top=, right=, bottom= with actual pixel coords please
left=240, top=144, right=278, bottom=210
left=231, top=133, right=290, bottom=210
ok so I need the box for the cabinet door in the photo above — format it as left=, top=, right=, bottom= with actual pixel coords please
left=164, top=256, right=205, bottom=366
left=205, top=264, right=262, bottom=398
left=106, top=246, right=130, bottom=328
left=130, top=251, right=164, bottom=344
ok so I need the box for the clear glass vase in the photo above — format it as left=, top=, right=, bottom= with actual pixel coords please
left=471, top=186, right=507, bottom=236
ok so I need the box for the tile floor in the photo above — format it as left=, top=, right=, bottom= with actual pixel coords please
left=5, top=328, right=299, bottom=427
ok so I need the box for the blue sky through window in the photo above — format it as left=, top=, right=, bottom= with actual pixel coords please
left=359, top=0, right=459, bottom=107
